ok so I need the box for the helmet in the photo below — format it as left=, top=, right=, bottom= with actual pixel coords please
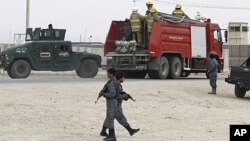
left=132, top=7, right=138, bottom=12
left=150, top=7, right=157, bottom=13
left=175, top=3, right=182, bottom=9
left=146, top=0, right=153, bottom=6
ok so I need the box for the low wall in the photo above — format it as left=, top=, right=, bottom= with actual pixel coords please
left=223, top=45, right=250, bottom=66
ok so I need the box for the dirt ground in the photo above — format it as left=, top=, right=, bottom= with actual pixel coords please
left=0, top=71, right=250, bottom=141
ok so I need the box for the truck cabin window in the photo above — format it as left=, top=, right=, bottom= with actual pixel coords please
left=245, top=58, right=250, bottom=67
left=40, top=46, right=50, bottom=58
left=44, top=30, right=51, bottom=37
left=59, top=46, right=69, bottom=57
left=55, top=31, right=60, bottom=38
left=213, top=30, right=222, bottom=42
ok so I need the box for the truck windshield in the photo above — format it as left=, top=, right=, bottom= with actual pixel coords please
left=213, top=29, right=222, bottom=43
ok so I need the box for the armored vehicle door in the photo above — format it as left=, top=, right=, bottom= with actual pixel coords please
left=52, top=42, right=72, bottom=70
left=32, top=43, right=53, bottom=69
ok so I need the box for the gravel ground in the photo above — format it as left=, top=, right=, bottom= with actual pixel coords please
left=0, top=70, right=250, bottom=141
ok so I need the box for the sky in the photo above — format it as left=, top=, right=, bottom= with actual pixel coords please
left=0, top=0, right=250, bottom=43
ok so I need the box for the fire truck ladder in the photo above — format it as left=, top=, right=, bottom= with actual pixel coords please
left=156, top=12, right=201, bottom=24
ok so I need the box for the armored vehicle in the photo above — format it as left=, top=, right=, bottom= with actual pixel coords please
left=225, top=57, right=250, bottom=98
left=0, top=26, right=101, bottom=79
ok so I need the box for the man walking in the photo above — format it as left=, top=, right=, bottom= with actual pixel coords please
left=115, top=72, right=140, bottom=136
left=207, top=52, right=219, bottom=94
left=100, top=72, right=140, bottom=140
left=100, top=68, right=119, bottom=141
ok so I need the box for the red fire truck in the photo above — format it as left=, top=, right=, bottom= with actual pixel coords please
left=104, top=13, right=227, bottom=79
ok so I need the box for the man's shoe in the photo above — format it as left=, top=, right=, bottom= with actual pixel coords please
left=100, top=126, right=108, bottom=136
left=126, top=125, right=140, bottom=136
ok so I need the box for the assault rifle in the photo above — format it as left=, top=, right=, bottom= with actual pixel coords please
left=121, top=91, right=136, bottom=102
left=95, top=80, right=111, bottom=104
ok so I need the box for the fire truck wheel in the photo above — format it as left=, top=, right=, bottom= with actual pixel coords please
left=76, top=59, right=98, bottom=78
left=10, top=60, right=31, bottom=79
left=151, top=57, right=169, bottom=79
left=168, top=57, right=182, bottom=79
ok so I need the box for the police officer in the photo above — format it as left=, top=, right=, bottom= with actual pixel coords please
left=100, top=72, right=140, bottom=140
left=100, top=68, right=119, bottom=141
left=145, top=0, right=153, bottom=15
left=115, top=72, right=140, bottom=136
left=172, top=4, right=189, bottom=18
left=146, top=7, right=160, bottom=40
left=129, top=7, right=145, bottom=44
left=207, top=52, right=219, bottom=94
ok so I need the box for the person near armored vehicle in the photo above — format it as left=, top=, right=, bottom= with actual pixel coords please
left=146, top=7, right=161, bottom=40
left=129, top=7, right=145, bottom=44
left=207, top=52, right=219, bottom=94
left=48, top=24, right=53, bottom=29
left=114, top=72, right=140, bottom=136
left=145, top=0, right=154, bottom=15
left=100, top=68, right=119, bottom=141
left=172, top=3, right=189, bottom=18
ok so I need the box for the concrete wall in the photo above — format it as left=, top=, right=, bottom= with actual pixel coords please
left=71, top=42, right=106, bottom=65
left=0, top=44, right=14, bottom=52
left=223, top=45, right=250, bottom=66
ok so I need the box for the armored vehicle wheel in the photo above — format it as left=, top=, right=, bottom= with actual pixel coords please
left=234, top=85, right=246, bottom=98
left=149, top=57, right=169, bottom=79
left=10, top=60, right=31, bottom=79
left=76, top=59, right=98, bottom=78
left=7, top=68, right=15, bottom=78
left=168, top=57, right=182, bottom=79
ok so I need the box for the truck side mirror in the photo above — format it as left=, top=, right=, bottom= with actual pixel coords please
left=224, top=30, right=228, bottom=42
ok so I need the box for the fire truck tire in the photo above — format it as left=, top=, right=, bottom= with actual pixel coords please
left=149, top=57, right=169, bottom=79
left=168, top=57, right=182, bottom=79
left=76, top=59, right=98, bottom=78
left=10, top=60, right=31, bottom=79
